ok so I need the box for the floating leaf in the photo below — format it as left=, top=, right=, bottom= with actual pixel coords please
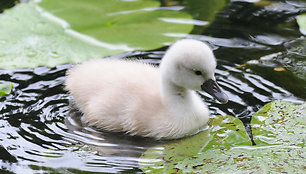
left=139, top=115, right=252, bottom=173
left=297, top=13, right=306, bottom=35
left=38, top=0, right=194, bottom=50
left=0, top=2, right=123, bottom=69
left=0, top=0, right=193, bottom=69
left=252, top=100, right=305, bottom=147
left=0, top=83, right=13, bottom=96
left=140, top=101, right=306, bottom=173
left=250, top=101, right=306, bottom=173
left=185, top=0, right=228, bottom=33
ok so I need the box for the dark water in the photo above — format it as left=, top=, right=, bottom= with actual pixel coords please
left=0, top=0, right=305, bottom=173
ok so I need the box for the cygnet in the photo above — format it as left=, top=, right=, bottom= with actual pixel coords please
left=65, top=39, right=228, bottom=139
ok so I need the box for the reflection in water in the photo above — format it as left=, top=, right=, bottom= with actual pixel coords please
left=0, top=0, right=305, bottom=173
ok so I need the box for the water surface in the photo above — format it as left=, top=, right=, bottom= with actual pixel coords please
left=0, top=0, right=305, bottom=173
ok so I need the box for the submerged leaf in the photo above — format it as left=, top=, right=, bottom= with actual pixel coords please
left=274, top=67, right=286, bottom=71
left=0, top=0, right=193, bottom=69
left=0, top=83, right=13, bottom=96
left=140, top=101, right=306, bottom=173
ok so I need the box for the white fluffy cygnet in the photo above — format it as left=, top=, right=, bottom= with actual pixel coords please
left=65, top=39, right=228, bottom=139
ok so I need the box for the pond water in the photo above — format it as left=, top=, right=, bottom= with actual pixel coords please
left=0, top=0, right=305, bottom=173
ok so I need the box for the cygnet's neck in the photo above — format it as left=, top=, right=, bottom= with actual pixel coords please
left=160, top=78, right=203, bottom=119
left=159, top=77, right=209, bottom=139
left=161, top=80, right=191, bottom=101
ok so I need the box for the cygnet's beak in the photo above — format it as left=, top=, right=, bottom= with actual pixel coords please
left=201, top=79, right=228, bottom=104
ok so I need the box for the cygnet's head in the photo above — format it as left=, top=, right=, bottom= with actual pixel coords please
left=160, top=39, right=228, bottom=104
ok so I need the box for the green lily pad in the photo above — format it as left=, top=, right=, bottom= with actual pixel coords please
left=139, top=115, right=252, bottom=173
left=38, top=0, right=193, bottom=50
left=0, top=83, right=13, bottom=96
left=140, top=101, right=306, bottom=173
left=250, top=101, right=306, bottom=173
left=0, top=0, right=193, bottom=69
left=297, top=13, right=306, bottom=35
left=186, top=0, right=228, bottom=33
left=0, top=2, right=123, bottom=69
left=252, top=100, right=305, bottom=147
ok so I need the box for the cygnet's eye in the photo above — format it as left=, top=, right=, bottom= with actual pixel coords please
left=194, top=70, right=202, bottom=76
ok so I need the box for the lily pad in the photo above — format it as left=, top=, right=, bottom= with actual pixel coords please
left=252, top=100, right=305, bottom=146
left=0, top=83, right=13, bottom=96
left=249, top=101, right=306, bottom=173
left=0, top=2, right=123, bottom=69
left=297, top=13, right=306, bottom=35
left=139, top=101, right=306, bottom=173
left=38, top=0, right=193, bottom=50
left=139, top=115, right=252, bottom=173
left=0, top=0, right=193, bottom=69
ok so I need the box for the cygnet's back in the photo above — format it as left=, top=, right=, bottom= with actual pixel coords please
left=66, top=59, right=172, bottom=138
